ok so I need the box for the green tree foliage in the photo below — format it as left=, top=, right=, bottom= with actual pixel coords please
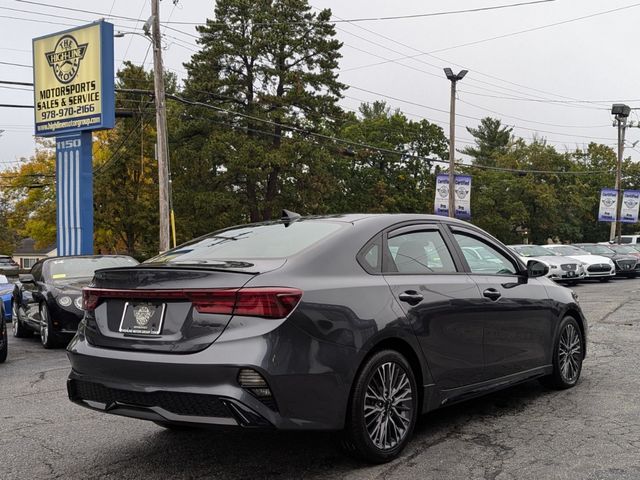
left=0, top=141, right=56, bottom=249
left=335, top=101, right=448, bottom=213
left=172, top=0, right=345, bottom=238
left=461, top=117, right=513, bottom=166
left=464, top=118, right=620, bottom=244
left=92, top=62, right=178, bottom=259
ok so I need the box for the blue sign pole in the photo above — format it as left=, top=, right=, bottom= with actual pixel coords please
left=55, top=131, right=93, bottom=255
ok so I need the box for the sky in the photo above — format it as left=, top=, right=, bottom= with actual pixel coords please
left=1, top=0, right=640, bottom=172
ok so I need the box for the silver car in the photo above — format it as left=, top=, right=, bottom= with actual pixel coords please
left=509, top=244, right=585, bottom=284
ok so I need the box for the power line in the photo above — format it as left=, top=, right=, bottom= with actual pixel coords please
left=0, top=104, right=33, bottom=108
left=315, top=5, right=614, bottom=111
left=342, top=2, right=640, bottom=73
left=13, top=0, right=556, bottom=25
left=0, top=61, right=31, bottom=69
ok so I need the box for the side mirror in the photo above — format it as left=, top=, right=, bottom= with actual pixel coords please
left=18, top=273, right=35, bottom=284
left=527, top=260, right=549, bottom=278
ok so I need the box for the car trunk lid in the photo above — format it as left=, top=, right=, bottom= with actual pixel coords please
left=83, top=261, right=287, bottom=353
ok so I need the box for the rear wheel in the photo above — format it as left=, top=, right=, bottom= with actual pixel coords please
left=39, top=303, right=60, bottom=349
left=541, top=316, right=583, bottom=389
left=341, top=350, right=418, bottom=463
left=11, top=300, right=30, bottom=338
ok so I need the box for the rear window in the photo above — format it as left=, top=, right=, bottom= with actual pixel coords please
left=147, top=221, right=343, bottom=264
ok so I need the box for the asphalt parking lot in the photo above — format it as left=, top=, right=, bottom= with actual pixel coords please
left=2, top=278, right=640, bottom=480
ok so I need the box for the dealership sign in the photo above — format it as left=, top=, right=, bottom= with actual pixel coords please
left=435, top=174, right=471, bottom=219
left=33, top=21, right=114, bottom=136
left=33, top=21, right=115, bottom=256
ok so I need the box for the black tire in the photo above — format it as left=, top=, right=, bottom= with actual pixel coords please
left=341, top=350, right=418, bottom=463
left=0, top=315, right=7, bottom=363
left=541, top=316, right=583, bottom=389
left=11, top=300, right=30, bottom=338
left=39, top=303, right=61, bottom=349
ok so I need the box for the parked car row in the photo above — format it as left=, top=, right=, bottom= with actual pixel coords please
left=506, top=243, right=640, bottom=284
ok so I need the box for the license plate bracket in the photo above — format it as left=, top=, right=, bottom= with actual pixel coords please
left=119, top=302, right=166, bottom=335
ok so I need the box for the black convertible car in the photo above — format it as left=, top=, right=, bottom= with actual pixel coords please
left=12, top=255, right=138, bottom=348
left=67, top=214, right=586, bottom=463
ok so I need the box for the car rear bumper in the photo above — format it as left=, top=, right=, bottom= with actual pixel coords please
left=66, top=320, right=357, bottom=431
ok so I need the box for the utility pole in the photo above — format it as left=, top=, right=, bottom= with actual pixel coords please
left=150, top=0, right=171, bottom=252
left=610, top=104, right=630, bottom=244
left=444, top=68, right=467, bottom=218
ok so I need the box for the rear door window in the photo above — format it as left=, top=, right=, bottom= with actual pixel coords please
left=386, top=230, right=456, bottom=274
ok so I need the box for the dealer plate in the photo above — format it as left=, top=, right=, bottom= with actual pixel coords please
left=118, top=302, right=166, bottom=335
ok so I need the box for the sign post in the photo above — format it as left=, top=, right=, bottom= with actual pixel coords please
left=33, top=20, right=114, bottom=256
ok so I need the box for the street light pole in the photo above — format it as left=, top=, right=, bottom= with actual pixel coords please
left=611, top=104, right=630, bottom=244
left=444, top=68, right=467, bottom=218
left=151, top=0, right=171, bottom=253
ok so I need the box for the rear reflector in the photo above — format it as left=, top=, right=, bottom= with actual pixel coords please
left=82, top=287, right=302, bottom=319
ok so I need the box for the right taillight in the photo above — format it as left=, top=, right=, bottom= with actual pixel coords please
left=233, top=287, right=303, bottom=319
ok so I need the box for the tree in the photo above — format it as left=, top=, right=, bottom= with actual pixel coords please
left=0, top=141, right=56, bottom=249
left=92, top=62, right=176, bottom=258
left=462, top=117, right=513, bottom=166
left=173, top=0, right=346, bottom=233
left=335, top=101, right=448, bottom=213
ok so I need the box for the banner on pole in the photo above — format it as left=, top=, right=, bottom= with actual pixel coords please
left=434, top=174, right=471, bottom=219
left=454, top=175, right=471, bottom=219
left=621, top=190, right=640, bottom=223
left=598, top=188, right=617, bottom=222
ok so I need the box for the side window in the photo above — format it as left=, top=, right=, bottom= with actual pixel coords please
left=363, top=244, right=380, bottom=270
left=386, top=230, right=456, bottom=274
left=453, top=233, right=517, bottom=275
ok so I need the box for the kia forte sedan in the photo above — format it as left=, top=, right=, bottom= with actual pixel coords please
left=67, top=214, right=586, bottom=463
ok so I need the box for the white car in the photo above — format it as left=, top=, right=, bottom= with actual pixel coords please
left=541, top=244, right=615, bottom=282
left=508, top=245, right=585, bottom=284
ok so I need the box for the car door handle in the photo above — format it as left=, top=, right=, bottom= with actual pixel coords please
left=399, top=290, right=424, bottom=306
left=483, top=288, right=502, bottom=301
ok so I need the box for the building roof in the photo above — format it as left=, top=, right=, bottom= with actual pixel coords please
left=13, top=238, right=56, bottom=255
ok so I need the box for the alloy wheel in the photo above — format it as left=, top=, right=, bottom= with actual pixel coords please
left=40, top=305, right=49, bottom=346
left=364, top=361, right=414, bottom=450
left=11, top=302, right=19, bottom=336
left=558, top=323, right=581, bottom=383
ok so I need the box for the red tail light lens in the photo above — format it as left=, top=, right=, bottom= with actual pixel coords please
left=234, top=288, right=302, bottom=319
left=81, top=286, right=302, bottom=319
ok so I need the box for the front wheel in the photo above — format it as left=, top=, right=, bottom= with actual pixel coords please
left=541, top=316, right=584, bottom=389
left=341, top=350, right=418, bottom=463
left=39, top=303, right=60, bottom=349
